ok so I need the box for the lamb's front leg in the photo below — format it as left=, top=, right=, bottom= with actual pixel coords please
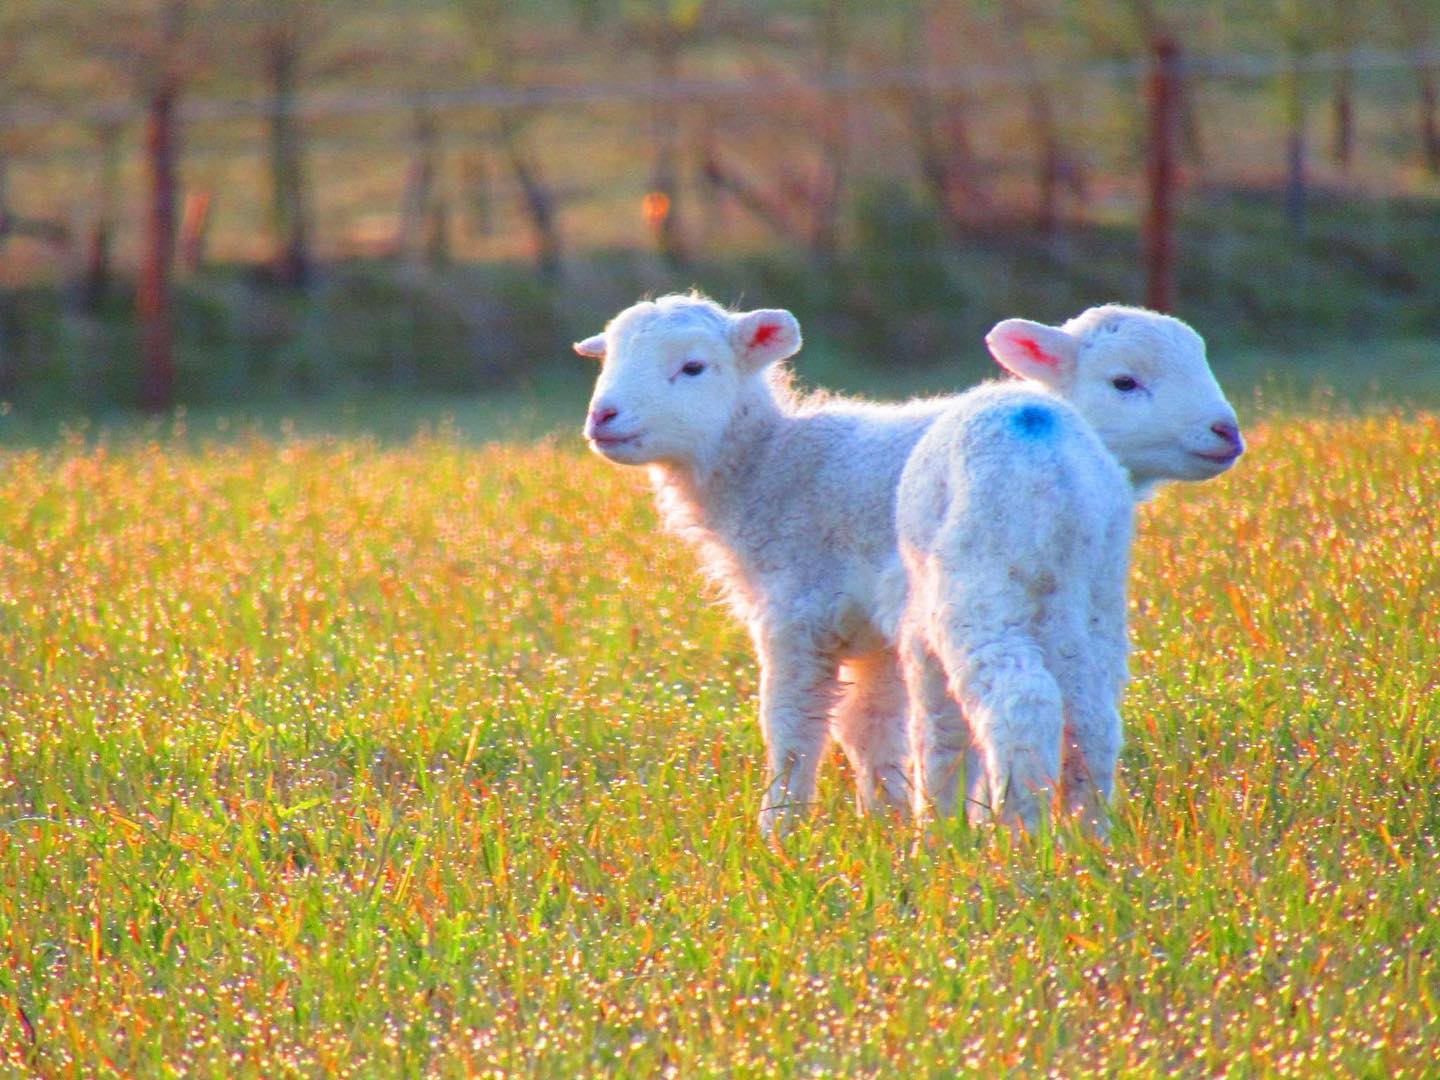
left=832, top=649, right=913, bottom=818
left=756, top=634, right=841, bottom=839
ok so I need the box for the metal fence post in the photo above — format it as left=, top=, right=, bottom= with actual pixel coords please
left=1144, top=36, right=1179, bottom=314
left=139, top=74, right=178, bottom=412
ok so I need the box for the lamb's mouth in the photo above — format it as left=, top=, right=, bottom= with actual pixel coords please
left=1190, top=448, right=1240, bottom=466
left=591, top=432, right=641, bottom=449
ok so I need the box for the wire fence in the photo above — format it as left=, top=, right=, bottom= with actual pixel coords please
left=4, top=46, right=1440, bottom=128
left=3, top=44, right=1439, bottom=280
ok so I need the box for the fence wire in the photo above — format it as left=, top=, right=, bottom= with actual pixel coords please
left=2, top=45, right=1438, bottom=277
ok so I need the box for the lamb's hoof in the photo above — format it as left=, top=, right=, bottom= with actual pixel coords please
left=758, top=805, right=792, bottom=841
left=1078, top=810, right=1113, bottom=846
left=1063, top=786, right=1114, bottom=845
left=910, top=823, right=943, bottom=858
left=870, top=763, right=915, bottom=806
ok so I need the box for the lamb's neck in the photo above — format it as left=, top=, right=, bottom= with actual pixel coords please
left=649, top=379, right=785, bottom=537
left=1128, top=473, right=1160, bottom=503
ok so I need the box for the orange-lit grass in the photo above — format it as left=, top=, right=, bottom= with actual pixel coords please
left=0, top=415, right=1436, bottom=1075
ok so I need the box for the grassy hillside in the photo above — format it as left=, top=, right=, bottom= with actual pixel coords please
left=1, top=409, right=1436, bottom=1074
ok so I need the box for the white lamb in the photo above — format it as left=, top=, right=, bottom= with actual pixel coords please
left=894, top=306, right=1243, bottom=837
left=576, top=293, right=958, bottom=836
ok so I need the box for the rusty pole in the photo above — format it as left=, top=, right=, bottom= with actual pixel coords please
left=138, top=1, right=185, bottom=413
left=139, top=73, right=177, bottom=412
left=1144, top=36, right=1179, bottom=313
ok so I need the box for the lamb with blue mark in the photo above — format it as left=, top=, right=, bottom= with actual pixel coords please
left=890, top=305, right=1244, bottom=838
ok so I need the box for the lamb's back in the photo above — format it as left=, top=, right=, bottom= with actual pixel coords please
left=898, top=383, right=1130, bottom=585
left=725, top=395, right=954, bottom=647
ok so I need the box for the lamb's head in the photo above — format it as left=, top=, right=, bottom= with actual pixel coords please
left=576, top=294, right=801, bottom=469
left=986, top=304, right=1243, bottom=487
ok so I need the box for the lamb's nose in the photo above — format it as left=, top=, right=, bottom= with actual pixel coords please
left=588, top=403, right=619, bottom=430
left=1211, top=421, right=1243, bottom=452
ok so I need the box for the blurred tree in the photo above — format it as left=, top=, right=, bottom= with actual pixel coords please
left=137, top=0, right=189, bottom=410
left=809, top=0, right=854, bottom=259
left=80, top=116, right=124, bottom=309
left=0, top=2, right=22, bottom=394
left=1276, top=0, right=1315, bottom=233
left=39, top=0, right=212, bottom=407
left=998, top=0, right=1087, bottom=234
left=458, top=0, right=564, bottom=277
left=690, top=0, right=859, bottom=257
left=1331, top=0, right=1358, bottom=170
left=3, top=2, right=130, bottom=308
left=399, top=105, right=449, bottom=267
left=251, top=0, right=331, bottom=287
left=891, top=0, right=992, bottom=240
left=617, top=0, right=712, bottom=265
left=0, top=1, right=73, bottom=249
left=1390, top=0, right=1440, bottom=172
left=1077, top=0, right=1208, bottom=168
left=0, top=4, right=19, bottom=234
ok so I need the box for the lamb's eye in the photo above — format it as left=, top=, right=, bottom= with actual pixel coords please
left=1112, top=375, right=1139, bottom=393
left=681, top=361, right=706, bottom=376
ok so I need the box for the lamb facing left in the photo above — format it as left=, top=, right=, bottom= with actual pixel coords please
left=576, top=293, right=955, bottom=837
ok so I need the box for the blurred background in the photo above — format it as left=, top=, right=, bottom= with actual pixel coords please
left=1, top=0, right=1438, bottom=433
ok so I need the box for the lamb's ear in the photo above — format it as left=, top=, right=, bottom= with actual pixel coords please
left=985, top=319, right=1079, bottom=384
left=573, top=334, right=607, bottom=359
left=730, top=308, right=802, bottom=371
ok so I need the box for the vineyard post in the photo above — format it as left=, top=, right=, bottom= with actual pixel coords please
left=139, top=68, right=178, bottom=412
left=138, top=0, right=185, bottom=413
left=1144, top=35, right=1179, bottom=313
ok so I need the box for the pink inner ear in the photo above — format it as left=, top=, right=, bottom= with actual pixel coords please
left=1013, top=336, right=1056, bottom=365
left=749, top=322, right=782, bottom=349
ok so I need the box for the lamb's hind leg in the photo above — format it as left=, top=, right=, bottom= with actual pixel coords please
left=899, top=627, right=970, bottom=822
left=832, top=649, right=912, bottom=819
left=1047, top=603, right=1125, bottom=840
left=934, top=626, right=1064, bottom=834
left=1059, top=696, right=1121, bottom=840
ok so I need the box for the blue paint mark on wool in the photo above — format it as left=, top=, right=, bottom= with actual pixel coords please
left=1011, top=404, right=1055, bottom=439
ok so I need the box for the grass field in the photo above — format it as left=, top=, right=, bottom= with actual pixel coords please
left=1, top=403, right=1438, bottom=1074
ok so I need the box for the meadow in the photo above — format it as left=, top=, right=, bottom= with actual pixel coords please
left=1, top=396, right=1438, bottom=1075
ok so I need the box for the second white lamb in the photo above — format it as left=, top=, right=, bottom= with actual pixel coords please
left=892, top=305, right=1243, bottom=837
